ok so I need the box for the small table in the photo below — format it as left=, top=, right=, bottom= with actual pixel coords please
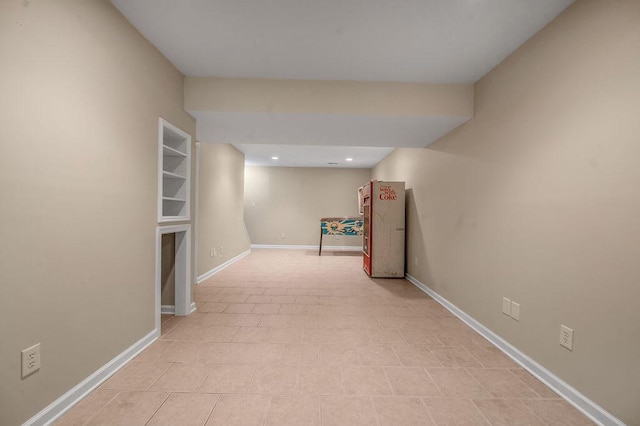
left=319, top=217, right=363, bottom=255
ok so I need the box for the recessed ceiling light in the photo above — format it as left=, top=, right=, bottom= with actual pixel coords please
left=271, top=156, right=279, bottom=160
left=346, top=158, right=353, bottom=162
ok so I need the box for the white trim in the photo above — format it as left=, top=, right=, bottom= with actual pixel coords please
left=251, top=244, right=362, bottom=251
left=160, top=305, right=175, bottom=315
left=156, top=224, right=192, bottom=335
left=190, top=302, right=197, bottom=314
left=193, top=141, right=200, bottom=285
left=405, top=273, right=625, bottom=426
left=197, top=249, right=251, bottom=283
left=23, top=330, right=157, bottom=426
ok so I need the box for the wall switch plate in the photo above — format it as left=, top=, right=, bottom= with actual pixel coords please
left=560, top=325, right=574, bottom=350
left=22, top=343, right=41, bottom=378
left=511, top=302, right=520, bottom=321
left=502, top=297, right=511, bottom=316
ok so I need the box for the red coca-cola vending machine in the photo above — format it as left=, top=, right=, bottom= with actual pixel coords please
left=360, top=180, right=405, bottom=277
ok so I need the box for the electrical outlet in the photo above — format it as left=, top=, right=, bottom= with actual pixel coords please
left=560, top=325, right=574, bottom=350
left=511, top=302, right=520, bottom=321
left=280, top=233, right=286, bottom=239
left=502, top=297, right=511, bottom=316
left=210, top=248, right=215, bottom=257
left=22, top=343, right=41, bottom=378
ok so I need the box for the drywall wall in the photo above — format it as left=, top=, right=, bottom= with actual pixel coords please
left=0, top=1, right=195, bottom=424
left=244, top=167, right=370, bottom=247
left=185, top=77, right=473, bottom=117
left=372, top=1, right=640, bottom=424
left=197, top=143, right=251, bottom=277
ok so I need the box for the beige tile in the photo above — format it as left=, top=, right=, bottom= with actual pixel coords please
left=163, top=324, right=239, bottom=342
left=264, top=288, right=289, bottom=296
left=373, top=397, right=435, bottom=426
left=224, top=303, right=255, bottom=314
left=357, top=345, right=401, bottom=366
left=509, top=369, right=560, bottom=398
left=133, top=340, right=173, bottom=363
left=385, top=367, right=441, bottom=396
left=305, top=328, right=372, bottom=345
left=278, top=304, right=310, bottom=314
left=247, top=365, right=299, bottom=394
left=464, top=346, right=518, bottom=368
left=468, top=368, right=538, bottom=398
left=147, top=393, right=219, bottom=426
left=279, top=344, right=319, bottom=365
left=258, top=314, right=302, bottom=328
left=430, top=347, right=483, bottom=368
left=368, top=328, right=408, bottom=345
left=199, top=342, right=246, bottom=363
left=427, top=368, right=491, bottom=398
left=199, top=303, right=229, bottom=313
left=54, top=389, right=119, bottom=426
left=101, top=361, right=172, bottom=391
left=473, top=399, right=545, bottom=426
left=246, top=295, right=272, bottom=304
left=150, top=363, right=209, bottom=392
left=393, top=344, right=442, bottom=367
left=423, top=397, right=490, bottom=426
left=321, top=396, right=378, bottom=426
left=85, top=391, right=169, bottom=426
left=319, top=345, right=361, bottom=365
left=266, top=395, right=321, bottom=426
left=241, top=343, right=283, bottom=364
left=298, top=366, right=343, bottom=395
left=251, top=303, right=281, bottom=314
left=198, top=364, right=256, bottom=393
left=271, top=295, right=296, bottom=304
left=221, top=295, right=249, bottom=303
left=399, top=328, right=444, bottom=345
left=157, top=341, right=206, bottom=363
left=203, top=313, right=262, bottom=327
left=342, top=366, right=393, bottom=395
left=233, top=326, right=303, bottom=344
left=521, top=399, right=595, bottom=425
left=296, top=295, right=320, bottom=304
left=206, top=394, right=270, bottom=426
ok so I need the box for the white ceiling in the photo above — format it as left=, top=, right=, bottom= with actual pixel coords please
left=111, top=0, right=574, bottom=167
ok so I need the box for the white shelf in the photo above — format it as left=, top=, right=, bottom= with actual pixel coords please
left=158, top=118, right=191, bottom=223
left=163, top=144, right=187, bottom=157
left=162, top=170, right=186, bottom=179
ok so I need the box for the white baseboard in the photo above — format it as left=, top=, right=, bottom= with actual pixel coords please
left=24, top=329, right=158, bottom=426
left=405, top=274, right=624, bottom=426
left=190, top=302, right=197, bottom=314
left=251, top=244, right=361, bottom=251
left=160, top=305, right=175, bottom=315
left=196, top=249, right=251, bottom=283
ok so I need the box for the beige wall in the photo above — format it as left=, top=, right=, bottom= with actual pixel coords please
left=185, top=77, right=473, bottom=117
left=373, top=1, right=640, bottom=424
left=244, top=167, right=370, bottom=246
left=197, top=143, right=251, bottom=277
left=0, top=1, right=195, bottom=424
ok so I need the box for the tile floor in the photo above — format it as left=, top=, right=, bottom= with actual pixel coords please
left=55, top=249, right=594, bottom=425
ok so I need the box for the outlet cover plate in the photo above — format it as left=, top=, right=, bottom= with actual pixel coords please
left=560, top=325, right=574, bottom=350
left=511, top=302, right=520, bottom=321
left=502, top=297, right=511, bottom=316
left=22, top=343, right=41, bottom=378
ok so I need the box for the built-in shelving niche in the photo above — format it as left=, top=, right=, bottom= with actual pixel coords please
left=158, top=118, right=191, bottom=222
